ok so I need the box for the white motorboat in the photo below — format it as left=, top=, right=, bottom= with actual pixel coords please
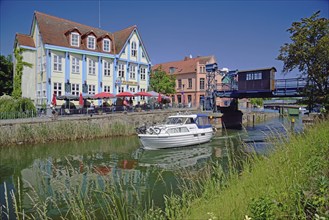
left=136, top=113, right=215, bottom=149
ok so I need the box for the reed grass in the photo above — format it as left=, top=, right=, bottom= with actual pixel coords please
left=181, top=119, right=329, bottom=219
left=0, top=159, right=170, bottom=220
left=2, top=118, right=328, bottom=220
left=0, top=119, right=136, bottom=146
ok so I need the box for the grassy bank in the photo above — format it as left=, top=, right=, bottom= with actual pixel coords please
left=1, top=119, right=328, bottom=219
left=0, top=119, right=135, bottom=146
left=181, top=120, right=329, bottom=219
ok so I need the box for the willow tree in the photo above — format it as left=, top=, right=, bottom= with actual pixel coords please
left=149, top=66, right=176, bottom=94
left=277, top=11, right=329, bottom=110
left=12, top=48, right=32, bottom=98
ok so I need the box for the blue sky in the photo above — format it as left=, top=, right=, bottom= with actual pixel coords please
left=1, top=0, right=328, bottom=79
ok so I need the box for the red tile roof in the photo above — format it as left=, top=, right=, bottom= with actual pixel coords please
left=152, top=56, right=215, bottom=74
left=34, top=11, right=136, bottom=54
left=15, top=33, right=35, bottom=48
left=113, top=25, right=137, bottom=54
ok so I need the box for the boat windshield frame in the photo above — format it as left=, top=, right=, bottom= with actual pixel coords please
left=165, top=117, right=196, bottom=125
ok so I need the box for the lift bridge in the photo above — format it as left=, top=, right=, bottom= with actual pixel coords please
left=205, top=63, right=307, bottom=111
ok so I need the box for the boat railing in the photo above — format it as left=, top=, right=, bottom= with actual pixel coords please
left=176, top=110, right=193, bottom=115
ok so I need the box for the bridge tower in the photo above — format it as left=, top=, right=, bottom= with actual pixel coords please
left=205, top=63, right=229, bottom=111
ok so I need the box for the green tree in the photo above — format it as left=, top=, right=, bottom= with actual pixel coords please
left=277, top=11, right=329, bottom=110
left=0, top=55, right=13, bottom=95
left=12, top=47, right=33, bottom=98
left=149, top=66, right=176, bottom=94
left=250, top=98, right=263, bottom=107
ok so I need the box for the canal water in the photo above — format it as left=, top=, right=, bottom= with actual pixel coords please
left=0, top=115, right=303, bottom=219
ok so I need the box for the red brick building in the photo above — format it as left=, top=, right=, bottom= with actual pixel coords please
left=152, top=55, right=222, bottom=108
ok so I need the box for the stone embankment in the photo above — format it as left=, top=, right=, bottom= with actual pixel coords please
left=0, top=109, right=278, bottom=147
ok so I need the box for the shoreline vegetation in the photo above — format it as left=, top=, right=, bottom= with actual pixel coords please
left=0, top=120, right=136, bottom=147
left=182, top=119, right=329, bottom=219
left=1, top=118, right=328, bottom=219
left=0, top=110, right=276, bottom=147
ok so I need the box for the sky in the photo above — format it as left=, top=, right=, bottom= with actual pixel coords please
left=0, top=0, right=328, bottom=79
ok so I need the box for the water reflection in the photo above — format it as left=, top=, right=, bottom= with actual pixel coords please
left=0, top=115, right=304, bottom=219
left=134, top=145, right=212, bottom=169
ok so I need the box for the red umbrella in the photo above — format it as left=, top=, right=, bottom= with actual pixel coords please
left=93, top=92, right=115, bottom=99
left=116, top=91, right=134, bottom=97
left=157, top=93, right=162, bottom=103
left=79, top=93, right=84, bottom=106
left=52, top=93, right=57, bottom=106
left=134, top=91, right=153, bottom=97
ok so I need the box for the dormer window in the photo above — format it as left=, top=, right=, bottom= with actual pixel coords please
left=71, top=32, right=80, bottom=47
left=131, top=41, right=137, bottom=57
left=169, top=67, right=176, bottom=74
left=103, top=39, right=111, bottom=52
left=87, top=36, right=96, bottom=49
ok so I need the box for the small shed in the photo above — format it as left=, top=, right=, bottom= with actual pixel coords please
left=237, top=67, right=276, bottom=92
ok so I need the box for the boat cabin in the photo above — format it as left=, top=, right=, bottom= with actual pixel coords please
left=166, top=114, right=212, bottom=128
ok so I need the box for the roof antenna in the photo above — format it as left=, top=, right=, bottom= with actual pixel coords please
left=98, top=0, right=101, bottom=28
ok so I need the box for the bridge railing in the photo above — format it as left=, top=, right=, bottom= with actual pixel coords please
left=275, top=78, right=307, bottom=90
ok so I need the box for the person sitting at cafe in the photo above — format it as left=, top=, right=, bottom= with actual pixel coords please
left=123, top=98, right=131, bottom=111
left=135, top=101, right=142, bottom=112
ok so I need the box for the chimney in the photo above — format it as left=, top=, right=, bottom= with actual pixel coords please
left=184, top=54, right=193, bottom=61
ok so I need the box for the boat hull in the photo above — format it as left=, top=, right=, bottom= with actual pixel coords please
left=138, top=130, right=213, bottom=149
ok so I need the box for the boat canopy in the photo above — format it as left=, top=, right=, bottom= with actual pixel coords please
left=195, top=114, right=212, bottom=129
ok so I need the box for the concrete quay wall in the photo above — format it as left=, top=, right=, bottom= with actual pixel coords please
left=242, top=111, right=279, bottom=126
left=0, top=109, right=278, bottom=147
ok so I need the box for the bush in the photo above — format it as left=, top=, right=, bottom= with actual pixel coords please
left=0, top=95, right=36, bottom=119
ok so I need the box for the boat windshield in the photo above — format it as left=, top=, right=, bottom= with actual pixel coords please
left=165, top=117, right=195, bottom=125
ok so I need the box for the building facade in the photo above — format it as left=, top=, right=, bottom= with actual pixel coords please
left=14, top=11, right=151, bottom=106
left=152, top=56, right=222, bottom=108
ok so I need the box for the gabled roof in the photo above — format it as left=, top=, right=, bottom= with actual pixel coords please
left=113, top=25, right=136, bottom=54
left=33, top=11, right=136, bottom=55
left=152, top=56, right=215, bottom=74
left=15, top=33, right=35, bottom=48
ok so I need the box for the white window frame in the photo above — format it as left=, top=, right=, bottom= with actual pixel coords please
left=42, top=82, right=46, bottom=98
left=131, top=41, right=137, bottom=57
left=200, top=78, right=205, bottom=90
left=140, top=88, right=146, bottom=100
left=53, top=82, right=62, bottom=96
left=71, top=32, right=80, bottom=47
left=104, top=85, right=110, bottom=92
left=71, top=83, right=80, bottom=96
left=53, top=54, right=62, bottom=72
left=88, top=59, right=96, bottom=75
left=118, top=63, right=125, bottom=78
left=188, top=78, right=192, bottom=88
left=37, top=83, right=41, bottom=98
left=103, top=60, right=111, bottom=76
left=88, top=84, right=96, bottom=95
left=129, top=87, right=136, bottom=93
left=87, top=36, right=96, bottom=49
left=72, top=56, right=80, bottom=74
left=118, top=86, right=124, bottom=93
left=103, top=39, right=111, bottom=52
left=129, top=65, right=136, bottom=80
left=178, top=79, right=182, bottom=89
left=140, top=67, right=146, bottom=81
